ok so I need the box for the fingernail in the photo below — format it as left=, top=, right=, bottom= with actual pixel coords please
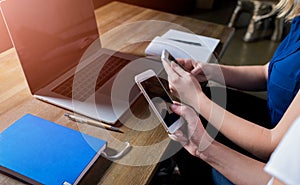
left=170, top=104, right=177, bottom=110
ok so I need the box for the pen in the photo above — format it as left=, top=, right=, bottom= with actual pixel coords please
left=168, top=38, right=202, bottom=46
left=64, top=113, right=122, bottom=133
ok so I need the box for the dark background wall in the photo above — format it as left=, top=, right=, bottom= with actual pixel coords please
left=0, top=0, right=212, bottom=53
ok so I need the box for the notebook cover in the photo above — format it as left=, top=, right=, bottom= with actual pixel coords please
left=0, top=114, right=107, bottom=185
left=145, top=29, right=220, bottom=63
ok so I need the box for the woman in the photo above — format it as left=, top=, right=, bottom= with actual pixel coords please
left=162, top=0, right=300, bottom=184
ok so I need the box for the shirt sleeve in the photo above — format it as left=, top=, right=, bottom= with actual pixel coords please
left=264, top=116, right=300, bottom=185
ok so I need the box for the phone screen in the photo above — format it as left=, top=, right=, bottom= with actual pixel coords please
left=140, top=76, right=180, bottom=127
left=167, top=51, right=177, bottom=62
left=163, top=50, right=185, bottom=70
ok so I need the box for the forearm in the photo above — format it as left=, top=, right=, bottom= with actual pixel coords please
left=198, top=140, right=271, bottom=185
left=195, top=90, right=300, bottom=161
left=205, top=63, right=268, bottom=91
left=193, top=92, right=273, bottom=160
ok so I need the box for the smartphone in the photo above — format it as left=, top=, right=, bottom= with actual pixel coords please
left=162, top=49, right=208, bottom=87
left=161, top=49, right=185, bottom=70
left=135, top=69, right=184, bottom=134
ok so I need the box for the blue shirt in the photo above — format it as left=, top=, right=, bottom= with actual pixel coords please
left=267, top=16, right=300, bottom=126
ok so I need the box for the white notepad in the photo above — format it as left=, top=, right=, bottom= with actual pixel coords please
left=145, top=29, right=220, bottom=63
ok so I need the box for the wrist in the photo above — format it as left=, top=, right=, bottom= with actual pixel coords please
left=202, top=63, right=215, bottom=81
left=195, top=132, right=214, bottom=159
left=190, top=91, right=209, bottom=114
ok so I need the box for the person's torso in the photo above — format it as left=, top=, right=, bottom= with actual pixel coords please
left=267, top=16, right=300, bottom=126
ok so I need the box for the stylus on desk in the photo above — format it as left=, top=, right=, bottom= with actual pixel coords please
left=168, top=38, right=202, bottom=46
left=64, top=113, right=123, bottom=133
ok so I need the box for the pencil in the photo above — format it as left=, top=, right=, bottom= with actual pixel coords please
left=64, top=113, right=122, bottom=133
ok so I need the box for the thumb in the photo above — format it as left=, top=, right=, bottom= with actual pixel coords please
left=170, top=103, right=190, bottom=121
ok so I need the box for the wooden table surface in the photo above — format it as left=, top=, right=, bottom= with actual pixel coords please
left=0, top=1, right=234, bottom=184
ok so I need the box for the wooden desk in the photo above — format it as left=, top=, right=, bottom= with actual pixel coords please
left=0, top=2, right=234, bottom=184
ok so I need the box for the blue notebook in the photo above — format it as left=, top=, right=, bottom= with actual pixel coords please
left=0, top=114, right=107, bottom=185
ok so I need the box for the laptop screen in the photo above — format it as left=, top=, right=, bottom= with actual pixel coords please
left=1, top=0, right=100, bottom=93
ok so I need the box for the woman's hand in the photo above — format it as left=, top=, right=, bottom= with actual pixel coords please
left=168, top=102, right=212, bottom=157
left=162, top=59, right=204, bottom=106
left=175, top=58, right=210, bottom=83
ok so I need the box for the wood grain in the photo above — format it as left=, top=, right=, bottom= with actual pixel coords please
left=0, top=2, right=234, bottom=184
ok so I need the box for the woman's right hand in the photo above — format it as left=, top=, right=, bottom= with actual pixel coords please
left=176, top=58, right=211, bottom=83
left=162, top=59, right=204, bottom=106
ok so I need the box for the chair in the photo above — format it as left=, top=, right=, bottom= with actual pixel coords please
left=228, top=0, right=284, bottom=42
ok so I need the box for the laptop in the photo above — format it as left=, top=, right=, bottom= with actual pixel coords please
left=1, top=0, right=163, bottom=124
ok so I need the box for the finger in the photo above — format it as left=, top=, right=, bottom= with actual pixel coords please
left=175, top=59, right=186, bottom=66
left=161, top=59, right=172, bottom=74
left=168, top=130, right=183, bottom=141
left=170, top=103, right=187, bottom=116
left=175, top=58, right=193, bottom=72
left=170, top=103, right=196, bottom=123
left=175, top=58, right=185, bottom=62
left=170, top=61, right=189, bottom=77
left=190, top=63, right=204, bottom=75
left=183, top=59, right=194, bottom=71
left=168, top=132, right=189, bottom=145
left=162, top=60, right=180, bottom=78
left=176, top=58, right=191, bottom=64
left=168, top=133, right=178, bottom=141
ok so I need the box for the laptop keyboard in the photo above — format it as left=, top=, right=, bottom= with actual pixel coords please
left=52, top=54, right=131, bottom=101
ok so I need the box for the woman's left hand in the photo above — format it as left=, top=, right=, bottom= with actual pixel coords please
left=168, top=102, right=211, bottom=157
